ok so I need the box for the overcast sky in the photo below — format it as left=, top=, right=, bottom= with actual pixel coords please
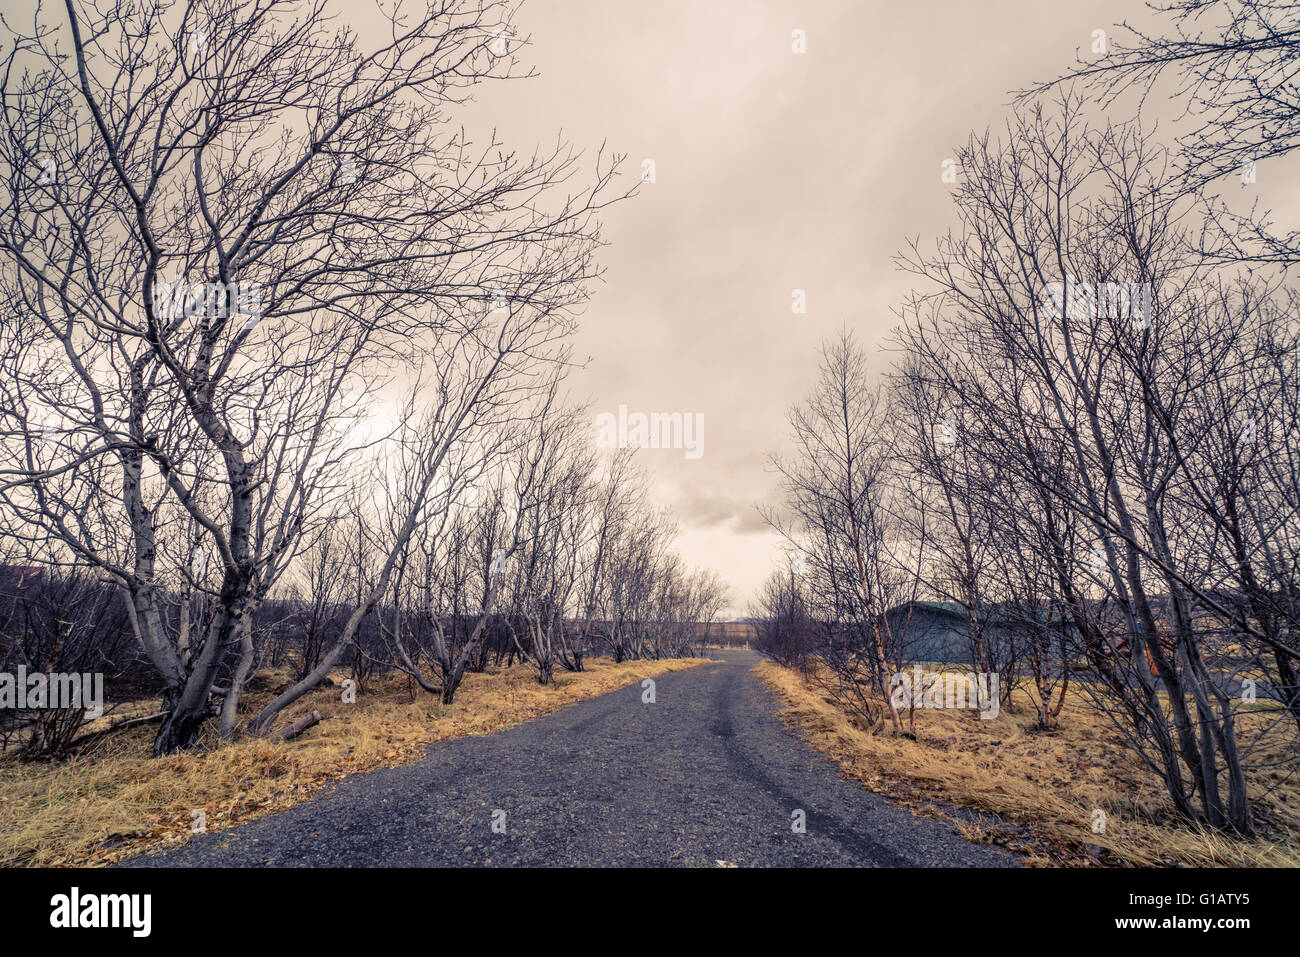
left=460, top=0, right=1287, bottom=617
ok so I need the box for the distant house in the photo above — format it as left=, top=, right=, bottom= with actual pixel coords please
left=883, top=602, right=973, bottom=663
left=883, top=600, right=1078, bottom=665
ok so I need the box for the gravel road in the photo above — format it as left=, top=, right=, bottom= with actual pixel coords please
left=131, top=650, right=1016, bottom=867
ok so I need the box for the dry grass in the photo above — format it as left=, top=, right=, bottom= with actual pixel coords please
left=756, top=660, right=1300, bottom=868
left=0, top=656, right=710, bottom=866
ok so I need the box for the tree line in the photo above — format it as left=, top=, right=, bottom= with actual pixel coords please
left=0, top=0, right=722, bottom=758
left=755, top=2, right=1300, bottom=837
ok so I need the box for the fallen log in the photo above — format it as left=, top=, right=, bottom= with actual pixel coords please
left=275, top=710, right=323, bottom=741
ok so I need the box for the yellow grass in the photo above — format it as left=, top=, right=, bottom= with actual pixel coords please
left=756, top=660, right=1300, bottom=867
left=0, top=656, right=710, bottom=866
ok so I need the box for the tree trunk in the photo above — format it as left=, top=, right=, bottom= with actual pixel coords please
left=276, top=710, right=322, bottom=741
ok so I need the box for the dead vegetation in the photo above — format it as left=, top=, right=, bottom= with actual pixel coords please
left=756, top=659, right=1300, bottom=868
left=0, top=656, right=708, bottom=867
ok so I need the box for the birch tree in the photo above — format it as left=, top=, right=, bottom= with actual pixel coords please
left=0, top=0, right=624, bottom=752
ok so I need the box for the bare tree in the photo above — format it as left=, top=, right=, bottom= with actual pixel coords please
left=765, top=329, right=920, bottom=734
left=1027, top=0, right=1300, bottom=264
left=0, top=0, right=626, bottom=752
left=502, top=401, right=592, bottom=684
left=749, top=564, right=817, bottom=669
left=896, top=97, right=1276, bottom=832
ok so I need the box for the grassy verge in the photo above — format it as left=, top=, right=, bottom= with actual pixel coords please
left=0, top=656, right=710, bottom=866
left=756, top=659, right=1299, bottom=867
